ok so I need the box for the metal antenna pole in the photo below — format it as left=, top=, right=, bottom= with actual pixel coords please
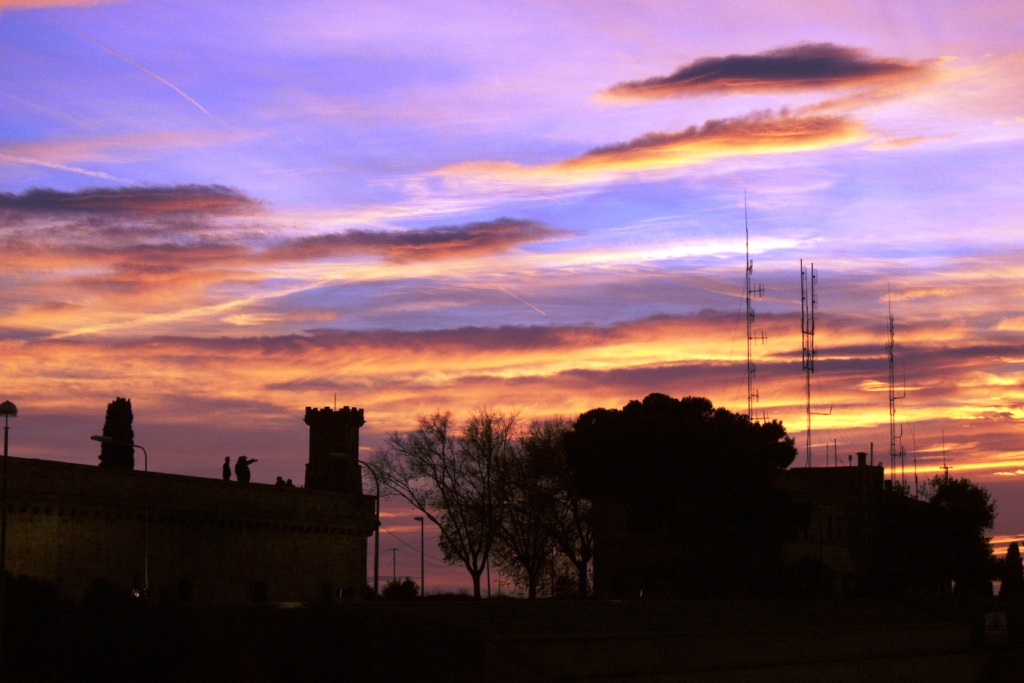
left=887, top=291, right=906, bottom=486
left=802, top=260, right=815, bottom=466
left=801, top=261, right=830, bottom=466
left=745, top=193, right=765, bottom=422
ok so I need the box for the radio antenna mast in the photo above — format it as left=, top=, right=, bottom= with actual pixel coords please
left=745, top=193, right=765, bottom=422
left=887, top=290, right=906, bottom=486
left=801, top=261, right=832, bottom=466
left=940, top=430, right=952, bottom=481
left=801, top=260, right=817, bottom=466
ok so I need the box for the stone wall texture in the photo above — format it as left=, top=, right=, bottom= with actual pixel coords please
left=3, top=456, right=376, bottom=604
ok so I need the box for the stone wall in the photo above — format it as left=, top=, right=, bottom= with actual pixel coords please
left=3, top=457, right=375, bottom=604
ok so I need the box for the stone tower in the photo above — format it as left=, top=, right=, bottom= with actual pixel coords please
left=303, top=405, right=365, bottom=494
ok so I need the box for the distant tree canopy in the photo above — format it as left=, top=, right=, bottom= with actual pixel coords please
left=567, top=394, right=796, bottom=504
left=381, top=577, right=419, bottom=601
left=927, top=474, right=997, bottom=597
left=98, top=397, right=135, bottom=469
left=565, top=393, right=798, bottom=598
left=877, top=474, right=997, bottom=598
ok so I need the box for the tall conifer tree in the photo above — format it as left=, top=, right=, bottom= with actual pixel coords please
left=1001, top=542, right=1023, bottom=598
left=98, top=397, right=135, bottom=469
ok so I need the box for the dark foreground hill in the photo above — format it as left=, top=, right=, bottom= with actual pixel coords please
left=4, top=596, right=1015, bottom=682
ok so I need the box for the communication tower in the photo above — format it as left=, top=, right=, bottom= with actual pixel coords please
left=801, top=260, right=817, bottom=466
left=745, top=196, right=766, bottom=422
left=887, top=297, right=906, bottom=485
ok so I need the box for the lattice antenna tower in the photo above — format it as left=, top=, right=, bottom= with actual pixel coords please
left=745, top=195, right=765, bottom=422
left=801, top=260, right=818, bottom=466
left=887, top=293, right=906, bottom=484
left=940, top=430, right=952, bottom=481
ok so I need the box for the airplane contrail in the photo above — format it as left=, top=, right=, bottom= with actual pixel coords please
left=496, top=286, right=546, bottom=316
left=75, top=31, right=232, bottom=129
left=0, top=153, right=131, bottom=183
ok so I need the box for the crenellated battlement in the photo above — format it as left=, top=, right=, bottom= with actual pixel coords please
left=304, top=405, right=365, bottom=494
left=304, top=406, right=365, bottom=428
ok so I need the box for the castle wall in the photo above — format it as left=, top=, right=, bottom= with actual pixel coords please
left=3, top=457, right=375, bottom=604
left=304, top=405, right=364, bottom=493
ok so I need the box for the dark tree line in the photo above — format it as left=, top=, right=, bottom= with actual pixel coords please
left=371, top=393, right=997, bottom=600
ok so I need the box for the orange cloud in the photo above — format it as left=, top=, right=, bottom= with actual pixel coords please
left=438, top=110, right=864, bottom=188
left=604, top=43, right=933, bottom=100
left=568, top=110, right=861, bottom=171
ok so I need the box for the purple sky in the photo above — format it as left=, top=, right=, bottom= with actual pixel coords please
left=2, top=0, right=1023, bottom=592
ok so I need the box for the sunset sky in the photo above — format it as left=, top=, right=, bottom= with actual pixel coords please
left=2, top=0, right=1023, bottom=592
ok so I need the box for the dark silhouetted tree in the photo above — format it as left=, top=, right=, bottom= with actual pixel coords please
left=98, top=397, right=134, bottom=469
left=1001, top=542, right=1023, bottom=599
left=371, top=408, right=516, bottom=598
left=926, top=474, right=997, bottom=597
left=565, top=393, right=797, bottom=598
left=491, top=422, right=559, bottom=599
left=495, top=418, right=592, bottom=598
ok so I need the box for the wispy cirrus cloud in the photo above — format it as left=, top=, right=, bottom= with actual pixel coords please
left=0, top=130, right=248, bottom=182
left=8, top=309, right=1023, bottom=457
left=0, top=0, right=117, bottom=8
left=604, top=43, right=934, bottom=100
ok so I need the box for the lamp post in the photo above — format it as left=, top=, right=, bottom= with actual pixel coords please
left=0, top=401, right=17, bottom=576
left=357, top=461, right=381, bottom=596
left=91, top=435, right=149, bottom=597
left=414, top=515, right=425, bottom=598
left=0, top=400, right=14, bottom=665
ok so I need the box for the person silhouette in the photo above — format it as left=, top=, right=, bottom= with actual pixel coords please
left=234, top=456, right=257, bottom=483
left=222, top=456, right=231, bottom=481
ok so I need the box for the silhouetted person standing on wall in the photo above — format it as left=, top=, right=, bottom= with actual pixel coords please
left=223, top=456, right=232, bottom=481
left=235, top=456, right=257, bottom=484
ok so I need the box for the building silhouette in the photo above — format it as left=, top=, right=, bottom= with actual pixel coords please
left=2, top=406, right=376, bottom=604
left=590, top=454, right=892, bottom=599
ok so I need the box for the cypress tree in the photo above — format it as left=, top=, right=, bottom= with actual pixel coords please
left=98, top=397, right=135, bottom=469
left=1001, top=542, right=1023, bottom=598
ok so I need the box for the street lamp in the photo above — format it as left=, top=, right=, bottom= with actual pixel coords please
left=357, top=461, right=381, bottom=596
left=0, top=400, right=14, bottom=659
left=0, top=400, right=17, bottom=575
left=91, top=435, right=149, bottom=596
left=414, top=515, right=425, bottom=598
